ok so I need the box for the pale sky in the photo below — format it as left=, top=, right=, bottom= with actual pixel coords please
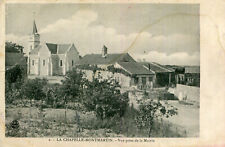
left=6, top=3, right=200, bottom=65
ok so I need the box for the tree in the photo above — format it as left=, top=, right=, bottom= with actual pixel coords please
left=6, top=64, right=25, bottom=84
left=5, top=41, right=24, bottom=53
left=82, top=75, right=129, bottom=120
left=135, top=99, right=177, bottom=137
left=60, top=68, right=87, bottom=123
left=5, top=65, right=26, bottom=104
left=61, top=68, right=87, bottom=102
left=22, top=78, right=47, bottom=105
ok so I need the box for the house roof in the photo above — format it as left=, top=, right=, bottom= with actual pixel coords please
left=117, top=62, right=155, bottom=75
left=77, top=53, right=136, bottom=65
left=30, top=43, right=72, bottom=55
left=6, top=52, right=27, bottom=67
left=185, top=66, right=200, bottom=74
left=140, top=62, right=174, bottom=73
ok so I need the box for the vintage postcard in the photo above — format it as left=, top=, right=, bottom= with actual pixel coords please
left=0, top=0, right=225, bottom=147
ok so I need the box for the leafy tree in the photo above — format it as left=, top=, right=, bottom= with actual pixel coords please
left=6, top=65, right=25, bottom=85
left=60, top=69, right=87, bottom=123
left=82, top=75, right=129, bottom=120
left=5, top=41, right=24, bottom=53
left=22, top=78, right=47, bottom=105
left=135, top=99, right=177, bottom=137
left=5, top=65, right=26, bottom=104
left=61, top=68, right=87, bottom=102
left=43, top=84, right=63, bottom=108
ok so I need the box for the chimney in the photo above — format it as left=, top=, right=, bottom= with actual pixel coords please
left=148, top=63, right=151, bottom=71
left=102, top=45, right=107, bottom=57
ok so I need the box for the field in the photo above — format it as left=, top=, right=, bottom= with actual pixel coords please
left=5, top=102, right=189, bottom=137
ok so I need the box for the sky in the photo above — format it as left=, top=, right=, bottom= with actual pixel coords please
left=6, top=3, right=200, bottom=65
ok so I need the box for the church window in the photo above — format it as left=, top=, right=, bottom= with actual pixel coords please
left=43, top=60, right=45, bottom=66
left=72, top=60, right=74, bottom=66
left=60, top=60, right=63, bottom=66
left=32, top=60, right=34, bottom=66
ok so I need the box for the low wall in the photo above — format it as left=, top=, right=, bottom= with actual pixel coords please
left=82, top=69, right=131, bottom=88
left=169, top=84, right=200, bottom=103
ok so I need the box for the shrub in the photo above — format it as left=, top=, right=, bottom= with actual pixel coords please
left=22, top=78, right=47, bottom=105
left=82, top=77, right=129, bottom=120
left=135, top=99, right=178, bottom=137
left=5, top=64, right=25, bottom=84
left=61, top=68, right=87, bottom=103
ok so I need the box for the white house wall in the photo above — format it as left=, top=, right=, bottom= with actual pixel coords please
left=66, top=45, right=80, bottom=71
left=38, top=44, right=51, bottom=76
left=81, top=69, right=131, bottom=88
left=29, top=55, right=39, bottom=75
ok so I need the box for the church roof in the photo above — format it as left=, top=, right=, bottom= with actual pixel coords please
left=57, top=44, right=72, bottom=54
left=46, top=43, right=57, bottom=54
left=29, top=43, right=72, bottom=55
left=77, top=53, right=136, bottom=65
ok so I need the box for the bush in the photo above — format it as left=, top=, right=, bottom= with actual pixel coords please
left=22, top=78, right=47, bottom=101
left=81, top=114, right=120, bottom=130
left=5, top=64, right=25, bottom=84
left=82, top=77, right=129, bottom=120
left=135, top=99, right=178, bottom=137
left=161, top=93, right=178, bottom=100
left=6, top=89, right=22, bottom=105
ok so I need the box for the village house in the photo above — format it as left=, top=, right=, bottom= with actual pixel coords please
left=140, top=62, right=175, bottom=87
left=184, top=66, right=200, bottom=87
left=77, top=45, right=155, bottom=89
left=27, top=20, right=80, bottom=76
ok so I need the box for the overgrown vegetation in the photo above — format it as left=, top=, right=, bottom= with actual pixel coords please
left=5, top=41, right=24, bottom=53
left=6, top=65, right=181, bottom=137
left=135, top=99, right=178, bottom=137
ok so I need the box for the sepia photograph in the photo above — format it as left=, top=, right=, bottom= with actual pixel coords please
left=4, top=3, right=200, bottom=138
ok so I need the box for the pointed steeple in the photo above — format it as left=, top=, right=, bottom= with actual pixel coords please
left=33, top=20, right=38, bottom=34
left=102, top=45, right=108, bottom=57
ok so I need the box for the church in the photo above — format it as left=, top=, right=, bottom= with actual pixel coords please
left=27, top=20, right=80, bottom=76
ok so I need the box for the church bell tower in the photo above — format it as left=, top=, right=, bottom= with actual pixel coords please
left=28, top=20, right=40, bottom=52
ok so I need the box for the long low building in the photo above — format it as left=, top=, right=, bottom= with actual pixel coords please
left=140, top=62, right=175, bottom=87
left=77, top=45, right=155, bottom=90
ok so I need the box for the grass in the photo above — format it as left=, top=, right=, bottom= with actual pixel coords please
left=5, top=104, right=186, bottom=137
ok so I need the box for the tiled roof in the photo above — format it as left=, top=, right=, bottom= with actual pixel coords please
left=185, top=66, right=200, bottom=74
left=140, top=62, right=174, bottom=73
left=77, top=53, right=136, bottom=65
left=5, top=52, right=27, bottom=67
left=117, top=62, right=155, bottom=75
left=30, top=43, right=72, bottom=55
left=57, top=44, right=72, bottom=54
left=46, top=43, right=57, bottom=54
